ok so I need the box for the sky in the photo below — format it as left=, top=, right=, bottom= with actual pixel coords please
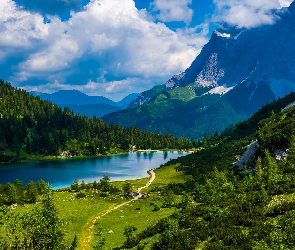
left=0, top=0, right=293, bottom=101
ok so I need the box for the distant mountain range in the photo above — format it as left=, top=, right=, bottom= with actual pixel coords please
left=103, top=2, right=295, bottom=140
left=31, top=90, right=139, bottom=118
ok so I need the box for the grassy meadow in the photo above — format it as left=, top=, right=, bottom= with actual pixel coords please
left=2, top=163, right=185, bottom=249
left=92, top=163, right=186, bottom=249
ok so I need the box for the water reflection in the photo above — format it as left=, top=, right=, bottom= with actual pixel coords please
left=136, top=152, right=141, bottom=162
left=148, top=152, right=154, bottom=161
left=163, top=151, right=168, bottom=160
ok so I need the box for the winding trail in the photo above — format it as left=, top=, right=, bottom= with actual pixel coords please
left=80, top=170, right=155, bottom=250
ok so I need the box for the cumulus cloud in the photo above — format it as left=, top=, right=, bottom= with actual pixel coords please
left=1, top=0, right=208, bottom=100
left=212, top=0, right=283, bottom=28
left=151, top=0, right=193, bottom=24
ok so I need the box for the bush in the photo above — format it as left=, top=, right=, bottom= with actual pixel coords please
left=153, top=204, right=160, bottom=211
left=76, top=192, right=86, bottom=199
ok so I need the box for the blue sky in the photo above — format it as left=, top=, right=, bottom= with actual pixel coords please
left=0, top=0, right=293, bottom=101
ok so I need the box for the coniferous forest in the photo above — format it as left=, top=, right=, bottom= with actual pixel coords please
left=0, top=79, right=192, bottom=163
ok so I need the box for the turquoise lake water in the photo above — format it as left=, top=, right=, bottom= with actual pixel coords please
left=0, top=151, right=189, bottom=189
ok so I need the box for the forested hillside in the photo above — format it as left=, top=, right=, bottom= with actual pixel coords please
left=103, top=87, right=245, bottom=139
left=121, top=92, right=295, bottom=249
left=0, top=79, right=191, bottom=163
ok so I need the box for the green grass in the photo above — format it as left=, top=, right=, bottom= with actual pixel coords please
left=54, top=191, right=122, bottom=247
left=56, top=176, right=153, bottom=248
left=7, top=175, right=152, bottom=249
left=112, top=177, right=149, bottom=192
left=169, top=86, right=196, bottom=102
left=94, top=198, right=177, bottom=249
left=143, top=164, right=186, bottom=193
left=92, top=164, right=187, bottom=249
left=5, top=165, right=187, bottom=249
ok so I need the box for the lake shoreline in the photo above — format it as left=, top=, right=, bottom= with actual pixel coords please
left=0, top=149, right=194, bottom=166
left=0, top=151, right=191, bottom=188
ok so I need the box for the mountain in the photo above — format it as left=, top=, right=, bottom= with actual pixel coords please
left=103, top=3, right=295, bottom=140
left=33, top=90, right=116, bottom=106
left=117, top=93, right=140, bottom=108
left=32, top=90, right=139, bottom=118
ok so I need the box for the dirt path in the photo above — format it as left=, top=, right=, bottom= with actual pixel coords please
left=80, top=170, right=155, bottom=250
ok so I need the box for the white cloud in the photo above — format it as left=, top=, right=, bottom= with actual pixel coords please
left=151, top=0, right=193, bottom=24
left=19, top=36, right=81, bottom=73
left=20, top=77, right=149, bottom=101
left=212, top=0, right=283, bottom=28
left=278, top=0, right=293, bottom=7
left=0, top=0, right=208, bottom=99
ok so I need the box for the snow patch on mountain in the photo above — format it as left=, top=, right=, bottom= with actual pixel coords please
left=269, top=78, right=295, bottom=99
left=204, top=86, right=233, bottom=95
left=214, top=31, right=231, bottom=38
left=249, top=83, right=258, bottom=101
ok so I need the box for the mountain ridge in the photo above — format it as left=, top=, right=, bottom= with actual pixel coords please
left=103, top=3, right=295, bottom=139
left=31, top=90, right=139, bottom=117
left=32, top=90, right=139, bottom=108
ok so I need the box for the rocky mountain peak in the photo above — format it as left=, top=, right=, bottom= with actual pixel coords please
left=128, top=3, right=295, bottom=110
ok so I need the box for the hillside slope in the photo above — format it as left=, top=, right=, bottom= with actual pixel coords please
left=120, top=88, right=295, bottom=250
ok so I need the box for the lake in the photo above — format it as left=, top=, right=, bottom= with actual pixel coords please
left=0, top=151, right=189, bottom=189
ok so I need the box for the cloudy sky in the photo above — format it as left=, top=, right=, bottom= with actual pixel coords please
left=0, top=0, right=293, bottom=101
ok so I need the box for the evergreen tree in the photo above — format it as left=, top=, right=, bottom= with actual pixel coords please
left=6, top=183, right=17, bottom=204
left=27, top=180, right=38, bottom=203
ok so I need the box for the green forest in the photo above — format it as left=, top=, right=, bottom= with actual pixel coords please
left=102, top=83, right=247, bottom=140
left=0, top=79, right=192, bottom=163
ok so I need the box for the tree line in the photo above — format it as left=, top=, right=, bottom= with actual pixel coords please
left=0, top=79, right=192, bottom=163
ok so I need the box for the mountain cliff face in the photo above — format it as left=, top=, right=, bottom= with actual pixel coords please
left=104, top=3, right=295, bottom=140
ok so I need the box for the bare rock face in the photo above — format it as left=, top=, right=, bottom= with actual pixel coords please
left=274, top=149, right=289, bottom=163
left=233, top=141, right=259, bottom=170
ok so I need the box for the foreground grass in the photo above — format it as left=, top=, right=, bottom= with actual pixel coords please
left=92, top=163, right=186, bottom=249
left=6, top=164, right=185, bottom=249
left=9, top=176, right=150, bottom=249
left=95, top=199, right=176, bottom=249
